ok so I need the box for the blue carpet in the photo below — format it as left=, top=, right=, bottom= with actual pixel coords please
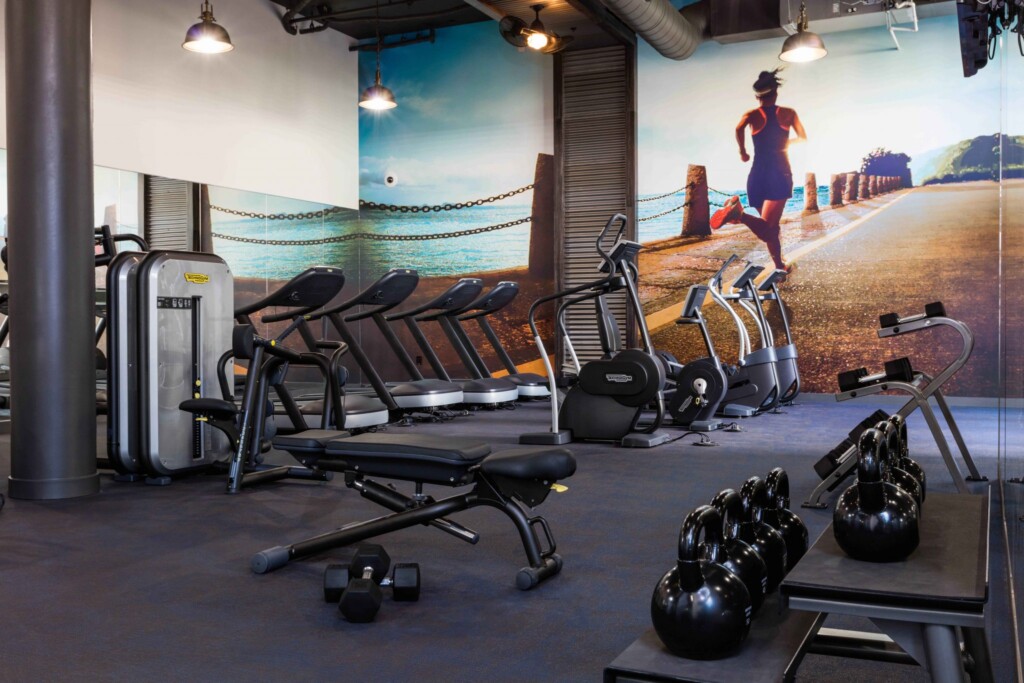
left=0, top=399, right=1015, bottom=682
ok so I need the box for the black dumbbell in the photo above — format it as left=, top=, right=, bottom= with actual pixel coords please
left=323, top=545, right=421, bottom=622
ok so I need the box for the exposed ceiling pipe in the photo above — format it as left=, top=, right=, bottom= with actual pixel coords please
left=601, top=0, right=709, bottom=60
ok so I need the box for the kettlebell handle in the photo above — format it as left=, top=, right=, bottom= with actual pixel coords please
left=765, top=468, right=790, bottom=510
left=710, top=489, right=743, bottom=540
left=677, top=505, right=725, bottom=591
left=739, top=477, right=767, bottom=524
left=856, top=428, right=887, bottom=512
left=887, top=414, right=908, bottom=458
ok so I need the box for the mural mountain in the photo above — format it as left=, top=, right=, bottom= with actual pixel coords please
left=922, top=133, right=1024, bottom=184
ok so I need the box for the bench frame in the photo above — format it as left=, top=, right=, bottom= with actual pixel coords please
left=251, top=461, right=564, bottom=590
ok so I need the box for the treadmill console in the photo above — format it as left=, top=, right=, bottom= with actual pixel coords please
left=599, top=239, right=643, bottom=272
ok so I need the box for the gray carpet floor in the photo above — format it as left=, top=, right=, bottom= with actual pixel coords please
left=0, top=399, right=1015, bottom=682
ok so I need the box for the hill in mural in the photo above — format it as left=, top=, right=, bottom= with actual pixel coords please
left=921, top=134, right=1024, bottom=185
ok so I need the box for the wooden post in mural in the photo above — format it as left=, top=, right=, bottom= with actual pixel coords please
left=830, top=174, right=845, bottom=208
left=803, top=173, right=819, bottom=215
left=859, top=174, right=871, bottom=200
left=528, top=152, right=555, bottom=281
left=681, top=164, right=711, bottom=237
left=845, top=173, right=860, bottom=202
left=869, top=176, right=878, bottom=197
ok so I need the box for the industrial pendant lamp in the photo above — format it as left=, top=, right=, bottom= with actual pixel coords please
left=780, top=1, right=827, bottom=63
left=182, top=1, right=234, bottom=54
left=359, top=0, right=397, bottom=110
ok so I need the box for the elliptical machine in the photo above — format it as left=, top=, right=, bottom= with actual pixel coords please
left=520, top=214, right=670, bottom=448
left=708, top=256, right=781, bottom=417
left=753, top=270, right=800, bottom=405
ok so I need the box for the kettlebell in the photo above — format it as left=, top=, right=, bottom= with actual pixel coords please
left=876, top=420, right=924, bottom=507
left=738, top=477, right=788, bottom=593
left=651, top=505, right=752, bottom=659
left=887, top=414, right=926, bottom=500
left=763, top=468, right=809, bottom=571
left=834, top=428, right=920, bottom=562
left=710, top=489, right=769, bottom=615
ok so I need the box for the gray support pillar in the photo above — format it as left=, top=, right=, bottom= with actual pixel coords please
left=6, top=0, right=99, bottom=499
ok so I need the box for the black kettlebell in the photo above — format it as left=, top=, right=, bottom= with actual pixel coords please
left=763, top=468, right=809, bottom=571
left=710, top=489, right=769, bottom=615
left=738, top=477, right=788, bottom=593
left=876, top=420, right=924, bottom=508
left=888, top=414, right=926, bottom=500
left=834, top=428, right=920, bottom=562
left=651, top=505, right=753, bottom=659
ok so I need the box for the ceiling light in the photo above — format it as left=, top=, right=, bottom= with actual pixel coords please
left=182, top=1, right=234, bottom=54
left=359, top=0, right=397, bottom=111
left=527, top=5, right=552, bottom=51
left=780, top=2, right=827, bottom=63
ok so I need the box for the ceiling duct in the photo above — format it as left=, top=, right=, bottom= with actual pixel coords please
left=599, top=0, right=709, bottom=60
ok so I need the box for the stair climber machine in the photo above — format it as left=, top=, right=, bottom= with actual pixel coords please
left=707, top=256, right=782, bottom=417
left=664, top=284, right=728, bottom=431
left=752, top=269, right=800, bottom=405
left=520, top=213, right=671, bottom=448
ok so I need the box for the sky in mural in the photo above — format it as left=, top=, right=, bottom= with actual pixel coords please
left=637, top=15, right=1007, bottom=195
left=357, top=22, right=554, bottom=205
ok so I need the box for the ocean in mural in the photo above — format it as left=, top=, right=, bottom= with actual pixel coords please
left=211, top=203, right=533, bottom=281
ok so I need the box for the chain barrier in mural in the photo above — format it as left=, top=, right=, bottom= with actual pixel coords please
left=211, top=217, right=531, bottom=246
left=358, top=184, right=534, bottom=213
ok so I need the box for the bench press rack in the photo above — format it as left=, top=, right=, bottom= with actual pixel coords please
left=803, top=302, right=986, bottom=509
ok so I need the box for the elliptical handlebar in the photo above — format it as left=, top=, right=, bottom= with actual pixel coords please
left=711, top=254, right=740, bottom=290
left=596, top=213, right=629, bottom=269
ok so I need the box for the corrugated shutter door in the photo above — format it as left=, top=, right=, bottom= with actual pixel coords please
left=558, top=46, right=635, bottom=373
left=144, top=176, right=192, bottom=251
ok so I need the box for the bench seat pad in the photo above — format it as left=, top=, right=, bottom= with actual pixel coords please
left=325, top=433, right=491, bottom=464
left=481, top=447, right=576, bottom=481
left=273, top=429, right=349, bottom=453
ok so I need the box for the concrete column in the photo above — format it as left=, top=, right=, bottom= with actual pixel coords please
left=829, top=174, right=845, bottom=208
left=681, top=164, right=710, bottom=237
left=803, top=173, right=819, bottom=215
left=6, top=0, right=99, bottom=499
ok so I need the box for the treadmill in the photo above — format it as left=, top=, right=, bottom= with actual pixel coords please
left=305, top=268, right=464, bottom=413
left=234, top=267, right=391, bottom=431
left=452, top=281, right=550, bottom=399
left=386, top=278, right=519, bottom=406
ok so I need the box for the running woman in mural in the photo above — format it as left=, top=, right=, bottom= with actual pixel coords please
left=711, top=69, right=806, bottom=275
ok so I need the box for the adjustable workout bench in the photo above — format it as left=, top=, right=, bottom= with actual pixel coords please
left=253, top=431, right=576, bottom=590
left=803, top=302, right=986, bottom=508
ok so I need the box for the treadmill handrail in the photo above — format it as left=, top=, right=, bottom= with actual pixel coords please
left=386, top=278, right=484, bottom=321
left=310, top=268, right=420, bottom=321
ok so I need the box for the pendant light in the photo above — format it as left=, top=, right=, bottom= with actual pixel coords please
left=780, top=1, right=827, bottom=63
left=359, top=0, right=398, bottom=111
left=182, top=1, right=234, bottom=54
left=526, top=5, right=551, bottom=51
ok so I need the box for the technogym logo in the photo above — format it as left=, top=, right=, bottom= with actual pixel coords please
left=184, top=273, right=210, bottom=284
left=605, top=374, right=633, bottom=383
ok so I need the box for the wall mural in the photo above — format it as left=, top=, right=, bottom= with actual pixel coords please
left=636, top=14, right=1019, bottom=397
left=210, top=21, right=555, bottom=381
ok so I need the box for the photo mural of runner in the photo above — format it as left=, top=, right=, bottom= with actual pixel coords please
left=209, top=21, right=554, bottom=382
left=636, top=14, right=1019, bottom=397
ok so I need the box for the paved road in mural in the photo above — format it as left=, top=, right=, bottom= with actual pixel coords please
left=644, top=181, right=1013, bottom=397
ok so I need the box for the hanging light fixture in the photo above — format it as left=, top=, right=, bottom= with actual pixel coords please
left=359, top=0, right=397, bottom=110
left=182, top=1, right=234, bottom=54
left=526, top=5, right=551, bottom=50
left=779, top=1, right=827, bottom=63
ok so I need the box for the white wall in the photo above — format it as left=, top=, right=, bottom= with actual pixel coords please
left=0, top=0, right=360, bottom=209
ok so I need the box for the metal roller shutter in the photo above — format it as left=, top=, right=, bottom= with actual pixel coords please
left=556, top=45, right=636, bottom=373
left=144, top=176, right=193, bottom=251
